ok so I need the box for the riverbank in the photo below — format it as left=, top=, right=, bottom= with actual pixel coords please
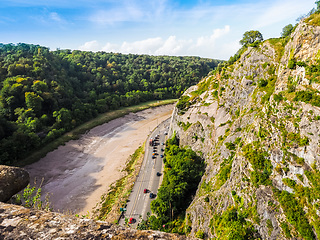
left=24, top=104, right=174, bottom=216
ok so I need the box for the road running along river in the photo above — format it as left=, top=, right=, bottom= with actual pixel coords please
left=24, top=104, right=174, bottom=216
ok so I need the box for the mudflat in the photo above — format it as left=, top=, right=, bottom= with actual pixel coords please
left=24, top=104, right=174, bottom=216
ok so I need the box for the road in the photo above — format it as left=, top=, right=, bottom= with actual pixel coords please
left=119, top=118, right=170, bottom=226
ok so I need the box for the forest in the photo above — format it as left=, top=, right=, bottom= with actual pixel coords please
left=0, top=43, right=220, bottom=165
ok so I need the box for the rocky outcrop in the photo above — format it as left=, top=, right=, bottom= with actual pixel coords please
left=0, top=202, right=187, bottom=240
left=170, top=15, right=320, bottom=239
left=0, top=165, right=29, bottom=202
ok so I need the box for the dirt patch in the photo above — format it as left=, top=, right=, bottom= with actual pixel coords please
left=24, top=104, right=174, bottom=216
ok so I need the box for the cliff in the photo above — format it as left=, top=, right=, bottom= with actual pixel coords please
left=170, top=13, right=320, bottom=239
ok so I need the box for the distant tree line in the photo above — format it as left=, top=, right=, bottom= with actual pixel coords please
left=0, top=43, right=220, bottom=164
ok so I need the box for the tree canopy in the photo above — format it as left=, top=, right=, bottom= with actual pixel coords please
left=239, top=30, right=263, bottom=46
left=281, top=24, right=294, bottom=38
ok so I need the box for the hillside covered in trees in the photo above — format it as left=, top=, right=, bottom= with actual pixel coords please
left=0, top=43, right=220, bottom=165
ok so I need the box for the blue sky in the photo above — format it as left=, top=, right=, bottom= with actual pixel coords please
left=0, top=0, right=316, bottom=59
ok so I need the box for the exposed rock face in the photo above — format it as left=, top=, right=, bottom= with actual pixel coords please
left=0, top=165, right=29, bottom=202
left=0, top=202, right=187, bottom=240
left=170, top=16, right=320, bottom=239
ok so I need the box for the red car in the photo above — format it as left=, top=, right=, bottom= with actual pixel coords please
left=129, top=217, right=134, bottom=224
left=144, top=188, right=148, bottom=193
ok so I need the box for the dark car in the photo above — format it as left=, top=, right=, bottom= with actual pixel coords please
left=149, top=193, right=155, bottom=198
left=156, top=172, right=161, bottom=176
left=160, top=154, right=163, bottom=158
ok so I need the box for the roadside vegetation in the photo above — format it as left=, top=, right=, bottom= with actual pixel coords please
left=95, top=146, right=145, bottom=222
left=138, top=134, right=205, bottom=233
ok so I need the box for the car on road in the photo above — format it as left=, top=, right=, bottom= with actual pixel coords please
left=160, top=154, right=163, bottom=158
left=129, top=218, right=135, bottom=224
left=156, top=172, right=161, bottom=176
left=161, top=148, right=164, bottom=151
left=144, top=188, right=148, bottom=193
left=149, top=193, right=155, bottom=198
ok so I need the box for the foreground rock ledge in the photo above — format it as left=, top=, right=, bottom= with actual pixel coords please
left=0, top=165, right=29, bottom=202
left=0, top=202, right=187, bottom=240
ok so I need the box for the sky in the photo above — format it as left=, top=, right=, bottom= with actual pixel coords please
left=0, top=0, right=317, bottom=60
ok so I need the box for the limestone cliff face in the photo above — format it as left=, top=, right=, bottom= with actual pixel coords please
left=170, top=16, right=320, bottom=239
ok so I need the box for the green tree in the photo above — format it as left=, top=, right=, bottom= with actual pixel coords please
left=25, top=92, right=43, bottom=115
left=239, top=30, right=263, bottom=46
left=53, top=108, right=72, bottom=130
left=281, top=24, right=294, bottom=38
left=316, top=1, right=320, bottom=11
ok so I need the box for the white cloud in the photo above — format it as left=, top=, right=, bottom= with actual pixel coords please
left=78, top=25, right=234, bottom=59
left=79, top=40, right=101, bottom=51
left=196, top=25, right=230, bottom=47
left=50, top=12, right=63, bottom=22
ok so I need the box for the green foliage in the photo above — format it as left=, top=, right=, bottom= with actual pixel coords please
left=215, top=154, right=234, bottom=190
left=273, top=93, right=283, bottom=103
left=267, top=38, right=286, bottom=62
left=266, top=219, right=273, bottom=235
left=274, top=189, right=315, bottom=240
left=15, top=183, right=50, bottom=211
left=305, top=10, right=320, bottom=26
left=258, top=78, right=268, bottom=88
left=239, top=30, right=264, bottom=46
left=212, top=206, right=257, bottom=239
left=195, top=230, right=205, bottom=239
left=242, top=143, right=272, bottom=186
left=282, top=178, right=297, bottom=188
left=281, top=24, right=294, bottom=38
left=286, top=132, right=309, bottom=147
left=177, top=121, right=192, bottom=131
left=294, top=90, right=320, bottom=107
left=0, top=43, right=220, bottom=164
left=97, top=146, right=144, bottom=220
left=258, top=76, right=277, bottom=104
left=288, top=59, right=296, bottom=69
left=176, top=95, right=191, bottom=114
left=150, top=135, right=205, bottom=232
left=225, top=142, right=236, bottom=150
left=280, top=222, right=292, bottom=238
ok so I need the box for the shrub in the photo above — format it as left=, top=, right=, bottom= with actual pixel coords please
left=176, top=95, right=191, bottom=112
left=288, top=59, right=296, bottom=69
left=275, top=190, right=315, bottom=240
left=282, top=178, right=297, bottom=188
left=225, top=142, right=236, bottom=150
left=274, top=93, right=283, bottom=103
left=242, top=143, right=272, bottom=186
left=258, top=78, right=268, bottom=87
left=196, top=230, right=205, bottom=239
